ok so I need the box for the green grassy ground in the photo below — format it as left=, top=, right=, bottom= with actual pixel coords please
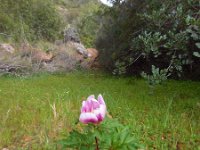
left=0, top=72, right=199, bottom=149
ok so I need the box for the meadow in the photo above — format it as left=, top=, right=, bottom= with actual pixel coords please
left=0, top=71, right=199, bottom=149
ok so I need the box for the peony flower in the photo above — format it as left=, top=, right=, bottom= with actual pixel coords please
left=79, top=94, right=106, bottom=124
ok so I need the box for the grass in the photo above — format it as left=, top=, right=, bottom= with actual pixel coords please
left=0, top=71, right=199, bottom=149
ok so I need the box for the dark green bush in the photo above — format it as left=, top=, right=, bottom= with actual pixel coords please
left=96, top=0, right=200, bottom=80
left=78, top=8, right=101, bottom=48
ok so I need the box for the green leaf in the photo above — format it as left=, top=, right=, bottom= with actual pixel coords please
left=191, top=33, right=199, bottom=40
left=195, top=43, right=200, bottom=49
left=119, top=127, right=129, bottom=145
left=193, top=52, right=200, bottom=57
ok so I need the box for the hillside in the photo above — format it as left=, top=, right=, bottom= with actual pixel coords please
left=0, top=0, right=103, bottom=76
left=0, top=0, right=101, bottom=42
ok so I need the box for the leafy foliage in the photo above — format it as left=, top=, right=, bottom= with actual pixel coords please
left=96, top=0, right=200, bottom=80
left=141, top=65, right=170, bottom=85
left=75, top=1, right=102, bottom=48
left=0, top=0, right=62, bottom=41
left=59, top=118, right=141, bottom=150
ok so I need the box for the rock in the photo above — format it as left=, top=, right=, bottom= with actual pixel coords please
left=87, top=48, right=99, bottom=59
left=64, top=27, right=80, bottom=43
left=61, top=26, right=91, bottom=61
left=0, top=43, right=16, bottom=66
left=31, top=50, right=53, bottom=63
left=42, top=48, right=78, bottom=72
left=0, top=43, right=15, bottom=53
left=20, top=43, right=53, bottom=63
left=80, top=48, right=100, bottom=69
left=54, top=40, right=63, bottom=46
left=72, top=42, right=88, bottom=57
left=87, top=48, right=99, bottom=68
left=0, top=39, right=100, bottom=74
left=66, top=41, right=88, bottom=58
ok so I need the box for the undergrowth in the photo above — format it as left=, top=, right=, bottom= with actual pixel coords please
left=0, top=71, right=199, bottom=149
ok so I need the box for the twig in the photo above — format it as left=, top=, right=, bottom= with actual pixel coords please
left=132, top=53, right=143, bottom=64
left=166, top=50, right=176, bottom=71
left=131, top=29, right=143, bottom=36
left=126, top=53, right=143, bottom=68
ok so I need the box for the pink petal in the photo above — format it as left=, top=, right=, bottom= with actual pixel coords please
left=91, top=99, right=100, bottom=109
left=87, top=95, right=95, bottom=100
left=79, top=112, right=98, bottom=124
left=85, top=98, right=99, bottom=111
left=80, top=95, right=107, bottom=124
left=81, top=100, right=91, bottom=112
left=85, top=100, right=93, bottom=112
left=93, top=105, right=106, bottom=122
left=81, top=101, right=86, bottom=112
left=93, top=109, right=102, bottom=122
left=96, top=113, right=103, bottom=122
left=98, top=94, right=105, bottom=105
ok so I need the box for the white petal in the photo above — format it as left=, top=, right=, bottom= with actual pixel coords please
left=79, top=112, right=98, bottom=124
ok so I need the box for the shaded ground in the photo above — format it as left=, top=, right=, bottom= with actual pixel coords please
left=0, top=71, right=199, bottom=149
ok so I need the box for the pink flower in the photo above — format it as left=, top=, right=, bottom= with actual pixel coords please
left=79, top=94, right=106, bottom=124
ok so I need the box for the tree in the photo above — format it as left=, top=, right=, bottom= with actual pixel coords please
left=96, top=0, right=200, bottom=80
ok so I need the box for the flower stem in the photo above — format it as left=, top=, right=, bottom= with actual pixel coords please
left=95, top=136, right=99, bottom=150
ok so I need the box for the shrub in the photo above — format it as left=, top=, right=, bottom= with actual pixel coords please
left=76, top=1, right=102, bottom=48
left=0, top=0, right=62, bottom=41
left=31, top=0, right=62, bottom=41
left=96, top=0, right=200, bottom=80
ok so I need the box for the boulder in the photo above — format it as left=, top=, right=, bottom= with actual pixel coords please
left=64, top=27, right=80, bottom=43
left=0, top=43, right=16, bottom=65
left=66, top=41, right=88, bottom=58
left=87, top=48, right=99, bottom=60
left=89, top=48, right=99, bottom=68
left=42, top=48, right=78, bottom=72
left=0, top=43, right=15, bottom=53
left=72, top=42, right=88, bottom=57
left=80, top=48, right=100, bottom=69
left=20, top=43, right=53, bottom=63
